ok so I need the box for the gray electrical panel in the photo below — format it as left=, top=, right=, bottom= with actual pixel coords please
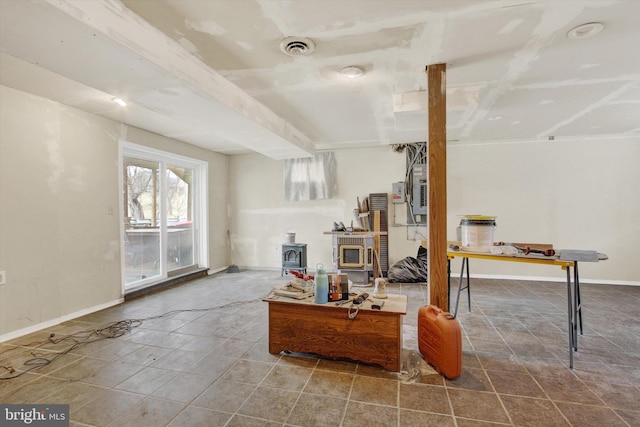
left=409, top=164, right=427, bottom=224
left=392, top=182, right=405, bottom=203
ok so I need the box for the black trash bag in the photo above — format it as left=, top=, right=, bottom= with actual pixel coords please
left=417, top=245, right=428, bottom=261
left=387, top=256, right=428, bottom=283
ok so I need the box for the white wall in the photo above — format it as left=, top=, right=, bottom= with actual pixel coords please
left=447, top=138, right=640, bottom=283
left=0, top=85, right=229, bottom=340
left=228, top=147, right=422, bottom=273
left=229, top=141, right=639, bottom=284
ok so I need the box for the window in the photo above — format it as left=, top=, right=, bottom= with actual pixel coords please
left=121, top=142, right=207, bottom=290
left=284, top=152, right=336, bottom=201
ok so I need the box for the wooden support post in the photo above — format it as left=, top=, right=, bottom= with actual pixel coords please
left=426, top=63, right=447, bottom=310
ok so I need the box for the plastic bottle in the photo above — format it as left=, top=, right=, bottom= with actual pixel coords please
left=314, top=263, right=329, bottom=304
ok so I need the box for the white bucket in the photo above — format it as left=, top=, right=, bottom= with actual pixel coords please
left=283, top=232, right=296, bottom=244
left=460, top=216, right=496, bottom=252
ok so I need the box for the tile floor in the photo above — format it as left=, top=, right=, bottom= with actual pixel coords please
left=1, top=270, right=639, bottom=426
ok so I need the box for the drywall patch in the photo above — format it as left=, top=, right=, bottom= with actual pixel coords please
left=185, top=18, right=226, bottom=36
left=67, top=165, right=87, bottom=191
left=460, top=2, right=584, bottom=138
left=498, top=18, right=523, bottom=35
left=45, top=136, right=63, bottom=195
left=236, top=40, right=253, bottom=51
left=104, top=239, right=119, bottom=261
left=580, top=63, right=601, bottom=70
left=537, top=80, right=639, bottom=137
left=178, top=37, right=199, bottom=54
left=239, top=205, right=345, bottom=218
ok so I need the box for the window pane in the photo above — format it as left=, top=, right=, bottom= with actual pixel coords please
left=166, top=165, right=194, bottom=269
left=124, top=157, right=161, bottom=283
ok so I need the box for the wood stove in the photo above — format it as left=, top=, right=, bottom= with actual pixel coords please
left=281, top=243, right=307, bottom=276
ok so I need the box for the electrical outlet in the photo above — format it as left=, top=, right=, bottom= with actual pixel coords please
left=0, top=271, right=6, bottom=286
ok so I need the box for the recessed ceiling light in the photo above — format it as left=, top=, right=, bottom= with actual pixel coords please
left=340, top=66, right=364, bottom=79
left=280, top=36, right=316, bottom=56
left=487, top=115, right=503, bottom=121
left=112, top=97, right=127, bottom=107
left=567, top=22, right=604, bottom=40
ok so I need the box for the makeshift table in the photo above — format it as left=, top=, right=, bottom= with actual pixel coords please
left=447, top=246, right=606, bottom=369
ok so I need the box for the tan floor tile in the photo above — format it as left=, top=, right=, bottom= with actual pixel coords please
left=276, top=353, right=320, bottom=369
left=476, top=353, right=527, bottom=374
left=75, top=339, right=143, bottom=360
left=46, top=356, right=110, bottom=382
left=115, top=366, right=177, bottom=394
left=224, top=414, right=283, bottom=426
left=237, top=385, right=299, bottom=422
left=455, top=418, right=511, bottom=426
left=220, top=359, right=274, bottom=384
left=152, top=372, right=215, bottom=403
left=210, top=337, right=255, bottom=357
left=123, top=344, right=173, bottom=365
left=286, top=392, right=347, bottom=426
left=261, top=364, right=313, bottom=391
left=500, top=394, right=569, bottom=426
left=399, top=409, right=456, bottom=427
left=349, top=375, right=398, bottom=406
left=178, top=335, right=226, bottom=353
left=167, top=406, right=232, bottom=427
left=242, top=341, right=283, bottom=363
left=80, top=360, right=145, bottom=388
left=399, top=383, right=450, bottom=414
left=556, top=401, right=628, bottom=427
left=192, top=378, right=255, bottom=412
left=316, top=357, right=359, bottom=373
left=448, top=389, right=510, bottom=424
left=108, top=396, right=186, bottom=427
left=45, top=381, right=107, bottom=409
left=1, top=375, right=69, bottom=404
left=534, top=374, right=601, bottom=405
left=445, top=367, right=493, bottom=392
left=585, top=381, right=640, bottom=411
left=487, top=370, right=546, bottom=398
left=0, top=372, right=40, bottom=400
left=615, top=408, right=640, bottom=426
left=150, top=349, right=206, bottom=372
left=72, top=389, right=145, bottom=426
left=185, top=353, right=237, bottom=377
left=303, top=370, right=354, bottom=399
left=342, top=401, right=398, bottom=427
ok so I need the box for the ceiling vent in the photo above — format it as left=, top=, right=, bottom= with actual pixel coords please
left=280, top=36, right=316, bottom=56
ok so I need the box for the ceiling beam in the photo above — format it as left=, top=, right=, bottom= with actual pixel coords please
left=40, top=0, right=315, bottom=159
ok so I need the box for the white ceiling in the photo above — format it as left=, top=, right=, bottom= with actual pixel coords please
left=1, top=0, right=639, bottom=159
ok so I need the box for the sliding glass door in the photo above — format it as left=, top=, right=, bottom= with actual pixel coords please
left=122, top=143, right=207, bottom=290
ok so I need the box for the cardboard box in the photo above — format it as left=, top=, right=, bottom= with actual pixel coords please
left=328, top=273, right=349, bottom=301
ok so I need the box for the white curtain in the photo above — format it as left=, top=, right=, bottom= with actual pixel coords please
left=284, top=152, right=336, bottom=201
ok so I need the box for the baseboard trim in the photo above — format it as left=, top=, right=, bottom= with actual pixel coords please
left=0, top=298, right=124, bottom=343
left=467, top=273, right=639, bottom=286
left=125, top=267, right=209, bottom=300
